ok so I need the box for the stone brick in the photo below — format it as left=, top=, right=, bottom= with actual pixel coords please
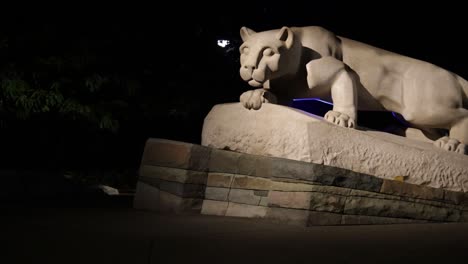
left=138, top=176, right=161, bottom=189
left=139, top=178, right=205, bottom=198
left=228, top=189, right=261, bottom=205
left=270, top=181, right=318, bottom=192
left=356, top=174, right=383, bottom=192
left=309, top=192, right=347, bottom=213
left=350, top=189, right=401, bottom=200
left=380, top=180, right=444, bottom=201
left=331, top=173, right=360, bottom=189
left=402, top=196, right=460, bottom=210
left=139, top=165, right=207, bottom=185
left=341, top=215, right=428, bottom=225
left=308, top=185, right=351, bottom=196
left=189, top=143, right=212, bottom=171
left=162, top=181, right=205, bottom=198
left=209, top=149, right=241, bottom=173
left=141, top=138, right=210, bottom=171
left=231, top=175, right=272, bottom=190
left=225, top=202, right=267, bottom=218
left=265, top=207, right=309, bottom=226
left=268, top=190, right=347, bottom=213
left=271, top=158, right=315, bottom=179
left=259, top=196, right=269, bottom=206
left=310, top=164, right=346, bottom=185
left=207, top=173, right=233, bottom=188
left=205, top=187, right=229, bottom=201
left=201, top=200, right=229, bottom=216
left=238, top=153, right=257, bottom=176
left=254, top=190, right=269, bottom=197
left=443, top=190, right=466, bottom=205
left=328, top=171, right=383, bottom=193
left=420, top=204, right=460, bottom=222
left=344, top=196, right=460, bottom=221
left=268, top=191, right=311, bottom=209
left=255, top=156, right=273, bottom=178
left=307, top=211, right=342, bottom=226
left=159, top=190, right=203, bottom=214
left=133, top=181, right=160, bottom=211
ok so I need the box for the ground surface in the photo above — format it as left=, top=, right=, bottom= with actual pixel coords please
left=3, top=196, right=468, bottom=264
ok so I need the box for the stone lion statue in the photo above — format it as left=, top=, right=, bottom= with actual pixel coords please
left=238, top=26, right=468, bottom=154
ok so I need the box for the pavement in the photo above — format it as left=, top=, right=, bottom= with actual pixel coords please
left=3, top=196, right=468, bottom=264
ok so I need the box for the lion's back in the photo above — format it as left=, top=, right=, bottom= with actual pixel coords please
left=292, top=26, right=343, bottom=59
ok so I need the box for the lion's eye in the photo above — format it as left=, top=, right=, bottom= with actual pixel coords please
left=242, top=47, right=249, bottom=54
left=263, top=48, right=274, bottom=56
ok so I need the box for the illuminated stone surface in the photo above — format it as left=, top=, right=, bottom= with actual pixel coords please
left=202, top=103, right=468, bottom=192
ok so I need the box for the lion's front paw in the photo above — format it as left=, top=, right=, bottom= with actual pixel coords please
left=240, top=89, right=275, bottom=110
left=324, top=110, right=355, bottom=128
left=434, top=136, right=467, bottom=154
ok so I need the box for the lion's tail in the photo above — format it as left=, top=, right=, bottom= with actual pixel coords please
left=457, top=75, right=468, bottom=108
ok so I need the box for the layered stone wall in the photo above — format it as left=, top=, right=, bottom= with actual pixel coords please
left=134, top=138, right=468, bottom=226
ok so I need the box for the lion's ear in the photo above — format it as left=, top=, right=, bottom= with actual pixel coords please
left=240, top=27, right=256, bottom=42
left=277, top=26, right=294, bottom=49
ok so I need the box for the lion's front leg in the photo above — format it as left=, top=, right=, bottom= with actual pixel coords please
left=326, top=70, right=358, bottom=128
left=240, top=88, right=277, bottom=110
left=306, top=57, right=358, bottom=128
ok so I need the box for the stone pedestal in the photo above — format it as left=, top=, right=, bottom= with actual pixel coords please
left=134, top=138, right=468, bottom=226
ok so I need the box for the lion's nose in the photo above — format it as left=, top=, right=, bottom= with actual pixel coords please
left=244, top=65, right=256, bottom=71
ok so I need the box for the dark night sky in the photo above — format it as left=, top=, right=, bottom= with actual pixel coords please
left=3, top=2, right=466, bottom=81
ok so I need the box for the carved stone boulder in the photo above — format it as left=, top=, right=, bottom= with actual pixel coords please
left=202, top=103, right=468, bottom=192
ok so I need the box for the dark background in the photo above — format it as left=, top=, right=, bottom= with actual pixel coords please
left=0, top=2, right=466, bottom=192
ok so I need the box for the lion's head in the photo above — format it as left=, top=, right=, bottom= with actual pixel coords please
left=239, top=26, right=301, bottom=88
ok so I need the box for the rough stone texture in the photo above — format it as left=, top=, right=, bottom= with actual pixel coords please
left=444, top=190, right=468, bottom=205
left=225, top=202, right=267, bottom=218
left=209, top=149, right=241, bottom=173
left=309, top=192, right=347, bottom=213
left=259, top=196, right=269, bottom=206
left=238, top=154, right=257, bottom=176
left=254, top=190, right=269, bottom=197
left=268, top=191, right=346, bottom=213
left=380, top=180, right=444, bottom=201
left=201, top=200, right=229, bottom=216
left=206, top=173, right=234, bottom=188
left=228, top=189, right=262, bottom=205
left=202, top=103, right=468, bottom=192
left=308, top=211, right=343, bottom=226
left=265, top=207, right=309, bottom=226
left=205, top=187, right=229, bottom=201
left=133, top=181, right=160, bottom=211
left=344, top=196, right=461, bottom=221
left=349, top=189, right=401, bottom=200
left=256, top=156, right=314, bottom=180
left=232, top=175, right=272, bottom=190
left=268, top=191, right=312, bottom=210
left=135, top=138, right=468, bottom=225
left=139, top=177, right=205, bottom=198
left=341, top=215, right=428, bottom=225
left=142, top=138, right=211, bottom=171
left=139, top=165, right=207, bottom=185
left=270, top=181, right=319, bottom=192
left=159, top=190, right=203, bottom=213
